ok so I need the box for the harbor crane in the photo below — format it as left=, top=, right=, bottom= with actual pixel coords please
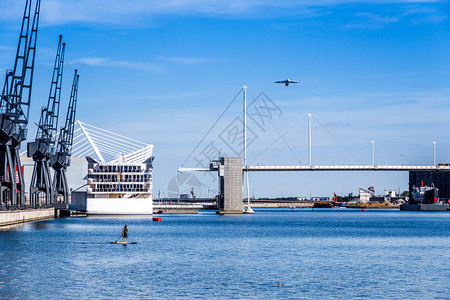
left=27, top=35, right=65, bottom=208
left=0, top=0, right=40, bottom=209
left=50, top=70, right=79, bottom=203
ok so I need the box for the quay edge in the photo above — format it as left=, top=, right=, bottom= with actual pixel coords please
left=400, top=203, right=450, bottom=211
left=0, top=208, right=56, bottom=227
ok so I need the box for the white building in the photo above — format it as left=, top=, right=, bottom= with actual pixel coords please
left=359, top=186, right=375, bottom=202
left=23, top=121, right=154, bottom=214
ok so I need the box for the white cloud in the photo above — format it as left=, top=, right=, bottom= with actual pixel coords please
left=159, top=56, right=212, bottom=64
left=0, top=0, right=446, bottom=26
left=72, top=57, right=162, bottom=72
left=343, top=4, right=447, bottom=29
left=357, top=12, right=400, bottom=24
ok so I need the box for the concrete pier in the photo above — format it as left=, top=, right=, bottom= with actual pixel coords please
left=153, top=204, right=202, bottom=214
left=0, top=208, right=55, bottom=227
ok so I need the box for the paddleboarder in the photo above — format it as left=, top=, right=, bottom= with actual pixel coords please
left=122, top=224, right=128, bottom=243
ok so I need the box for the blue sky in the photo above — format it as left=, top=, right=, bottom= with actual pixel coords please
left=1, top=0, right=449, bottom=198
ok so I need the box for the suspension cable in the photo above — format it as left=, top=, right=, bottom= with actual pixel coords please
left=321, top=142, right=368, bottom=165
left=385, top=143, right=429, bottom=165
left=313, top=115, right=365, bottom=165
left=252, top=116, right=307, bottom=165
left=248, top=90, right=304, bottom=165
left=180, top=87, right=243, bottom=168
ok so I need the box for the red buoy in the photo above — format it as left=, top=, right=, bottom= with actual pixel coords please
left=362, top=208, right=366, bottom=211
left=152, top=217, right=161, bottom=221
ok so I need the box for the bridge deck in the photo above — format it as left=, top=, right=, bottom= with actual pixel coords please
left=179, top=165, right=450, bottom=172
left=245, top=165, right=450, bottom=171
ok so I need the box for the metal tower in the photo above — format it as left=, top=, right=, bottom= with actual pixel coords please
left=50, top=70, right=79, bottom=203
left=27, top=35, right=65, bottom=208
left=0, top=0, right=40, bottom=209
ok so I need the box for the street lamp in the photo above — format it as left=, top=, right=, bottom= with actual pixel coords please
left=371, top=140, right=375, bottom=166
left=433, top=141, right=437, bottom=166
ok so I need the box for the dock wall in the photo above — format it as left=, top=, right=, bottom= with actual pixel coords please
left=0, top=208, right=55, bottom=227
left=400, top=204, right=449, bottom=211
left=247, top=202, right=314, bottom=208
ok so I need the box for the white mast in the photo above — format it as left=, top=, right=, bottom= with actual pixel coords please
left=243, top=86, right=254, bottom=213
left=244, top=86, right=247, bottom=170
left=308, top=113, right=312, bottom=167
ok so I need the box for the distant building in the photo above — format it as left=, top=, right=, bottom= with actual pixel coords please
left=385, top=189, right=396, bottom=198
left=311, top=197, right=332, bottom=202
left=359, top=186, right=375, bottom=202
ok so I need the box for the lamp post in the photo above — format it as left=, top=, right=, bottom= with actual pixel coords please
left=433, top=141, right=436, bottom=166
left=371, top=140, right=375, bottom=166
left=308, top=113, right=312, bottom=167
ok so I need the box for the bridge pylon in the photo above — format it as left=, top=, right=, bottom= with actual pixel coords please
left=216, top=157, right=243, bottom=214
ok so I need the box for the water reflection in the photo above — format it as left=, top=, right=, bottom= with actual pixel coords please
left=31, top=222, right=49, bottom=230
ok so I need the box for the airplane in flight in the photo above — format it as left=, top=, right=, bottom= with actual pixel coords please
left=274, top=78, right=300, bottom=86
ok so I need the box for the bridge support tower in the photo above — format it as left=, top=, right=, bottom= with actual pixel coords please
left=217, top=157, right=243, bottom=214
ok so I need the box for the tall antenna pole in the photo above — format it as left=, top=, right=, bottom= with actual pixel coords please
left=243, top=86, right=253, bottom=213
left=371, top=140, right=375, bottom=166
left=308, top=113, right=312, bottom=167
left=433, top=141, right=436, bottom=166
left=243, top=86, right=247, bottom=169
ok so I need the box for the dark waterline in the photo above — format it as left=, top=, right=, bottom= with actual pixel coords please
left=1, top=208, right=449, bottom=299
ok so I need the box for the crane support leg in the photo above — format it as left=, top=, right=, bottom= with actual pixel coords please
left=13, top=148, right=25, bottom=207
left=30, top=158, right=53, bottom=208
left=52, top=169, right=69, bottom=204
left=2, top=146, right=18, bottom=208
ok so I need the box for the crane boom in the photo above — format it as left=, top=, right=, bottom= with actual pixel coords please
left=28, top=35, right=65, bottom=207
left=0, top=0, right=41, bottom=209
left=51, top=70, right=79, bottom=203
left=1, top=0, right=31, bottom=118
left=1, top=0, right=40, bottom=141
left=35, top=35, right=65, bottom=148
left=60, top=69, right=79, bottom=158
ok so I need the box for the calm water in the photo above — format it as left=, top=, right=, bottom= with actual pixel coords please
left=0, top=208, right=449, bottom=299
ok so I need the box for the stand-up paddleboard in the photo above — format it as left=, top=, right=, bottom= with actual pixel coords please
left=110, top=241, right=137, bottom=244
